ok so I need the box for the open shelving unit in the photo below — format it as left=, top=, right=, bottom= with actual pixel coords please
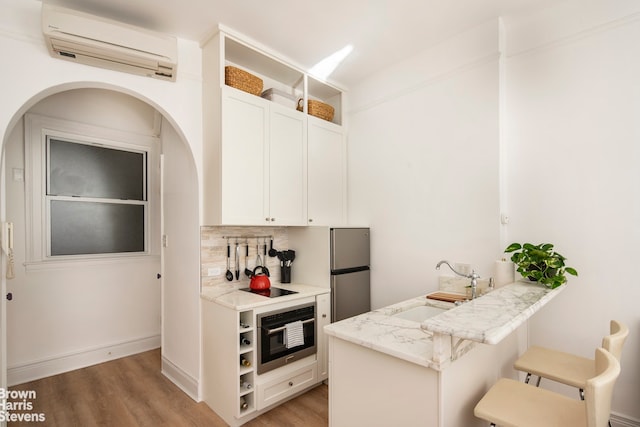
left=237, top=310, right=255, bottom=416
left=221, top=29, right=343, bottom=126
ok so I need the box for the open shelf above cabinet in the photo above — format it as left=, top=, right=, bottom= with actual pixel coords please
left=225, top=37, right=304, bottom=92
left=218, top=29, right=344, bottom=125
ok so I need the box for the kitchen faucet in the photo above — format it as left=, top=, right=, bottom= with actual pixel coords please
left=435, top=260, right=480, bottom=300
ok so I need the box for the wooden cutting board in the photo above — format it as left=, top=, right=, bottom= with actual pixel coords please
left=426, top=292, right=467, bottom=303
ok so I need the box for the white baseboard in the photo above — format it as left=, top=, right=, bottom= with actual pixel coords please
left=161, top=355, right=199, bottom=401
left=611, top=412, right=640, bottom=427
left=7, top=335, right=161, bottom=386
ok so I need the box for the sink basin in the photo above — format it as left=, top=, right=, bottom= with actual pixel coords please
left=392, top=305, right=448, bottom=322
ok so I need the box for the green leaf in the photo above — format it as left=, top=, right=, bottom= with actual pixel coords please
left=504, top=243, right=522, bottom=253
left=540, top=243, right=554, bottom=251
left=565, top=267, right=578, bottom=276
left=546, top=258, right=563, bottom=268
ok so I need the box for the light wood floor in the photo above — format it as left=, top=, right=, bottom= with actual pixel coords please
left=8, top=349, right=328, bottom=427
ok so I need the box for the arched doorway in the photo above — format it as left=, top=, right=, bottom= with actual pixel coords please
left=1, top=84, right=201, bottom=399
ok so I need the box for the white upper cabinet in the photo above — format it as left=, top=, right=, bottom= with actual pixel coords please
left=202, top=27, right=346, bottom=226
left=307, top=117, right=345, bottom=226
left=268, top=103, right=307, bottom=225
left=220, top=88, right=269, bottom=225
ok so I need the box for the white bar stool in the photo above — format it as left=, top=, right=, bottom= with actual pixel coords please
left=514, top=320, right=628, bottom=400
left=474, top=347, right=620, bottom=427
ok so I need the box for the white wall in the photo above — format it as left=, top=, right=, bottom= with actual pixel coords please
left=504, top=0, right=640, bottom=421
left=0, top=1, right=203, bottom=192
left=4, top=89, right=162, bottom=384
left=159, top=118, right=201, bottom=399
left=347, top=20, right=502, bottom=308
left=0, top=0, right=203, bottom=396
left=348, top=2, right=640, bottom=422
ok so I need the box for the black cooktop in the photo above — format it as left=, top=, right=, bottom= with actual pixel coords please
left=239, top=287, right=298, bottom=298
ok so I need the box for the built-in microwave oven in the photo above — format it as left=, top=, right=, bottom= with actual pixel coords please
left=256, top=301, right=316, bottom=374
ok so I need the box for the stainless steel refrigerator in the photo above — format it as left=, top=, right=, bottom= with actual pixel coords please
left=288, top=226, right=371, bottom=322
left=330, top=228, right=370, bottom=322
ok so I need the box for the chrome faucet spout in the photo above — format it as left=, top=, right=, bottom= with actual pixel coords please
left=435, top=260, right=481, bottom=300
left=435, top=260, right=466, bottom=277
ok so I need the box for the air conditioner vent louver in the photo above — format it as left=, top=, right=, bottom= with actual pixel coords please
left=42, top=4, right=177, bottom=81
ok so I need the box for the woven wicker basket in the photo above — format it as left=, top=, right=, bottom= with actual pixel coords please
left=225, top=66, right=263, bottom=96
left=297, top=99, right=335, bottom=122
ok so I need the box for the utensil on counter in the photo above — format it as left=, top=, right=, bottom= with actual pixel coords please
left=244, top=243, right=252, bottom=277
left=286, top=249, right=296, bottom=266
left=278, top=249, right=295, bottom=284
left=276, top=249, right=296, bottom=267
left=225, top=240, right=233, bottom=281
left=235, top=241, right=240, bottom=280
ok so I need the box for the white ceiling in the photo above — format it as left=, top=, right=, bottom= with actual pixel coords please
left=39, top=0, right=560, bottom=88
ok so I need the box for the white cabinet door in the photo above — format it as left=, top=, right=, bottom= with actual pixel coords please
left=316, top=293, right=330, bottom=381
left=307, top=117, right=345, bottom=225
left=268, top=104, right=307, bottom=225
left=221, top=88, right=269, bottom=225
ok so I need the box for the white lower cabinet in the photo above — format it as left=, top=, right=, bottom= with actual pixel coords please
left=202, top=302, right=258, bottom=425
left=202, top=293, right=329, bottom=426
left=256, top=360, right=317, bottom=410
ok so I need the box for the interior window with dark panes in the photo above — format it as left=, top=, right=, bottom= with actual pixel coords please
left=47, top=137, right=147, bottom=256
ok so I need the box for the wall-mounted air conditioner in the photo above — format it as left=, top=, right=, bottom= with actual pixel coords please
left=42, top=3, right=178, bottom=82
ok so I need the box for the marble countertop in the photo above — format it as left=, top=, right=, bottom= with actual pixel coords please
left=201, top=282, right=330, bottom=311
left=323, top=296, right=456, bottom=369
left=324, top=280, right=565, bottom=370
left=422, top=281, right=565, bottom=344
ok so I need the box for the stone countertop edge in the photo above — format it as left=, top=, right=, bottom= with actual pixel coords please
left=323, top=281, right=566, bottom=369
left=323, top=295, right=457, bottom=369
left=200, top=282, right=330, bottom=311
left=421, top=281, right=566, bottom=344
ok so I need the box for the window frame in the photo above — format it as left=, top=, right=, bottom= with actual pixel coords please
left=25, top=113, right=160, bottom=267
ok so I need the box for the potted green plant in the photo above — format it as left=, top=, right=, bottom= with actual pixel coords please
left=504, top=242, right=578, bottom=289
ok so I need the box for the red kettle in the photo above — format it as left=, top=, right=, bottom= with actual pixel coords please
left=250, top=266, right=271, bottom=290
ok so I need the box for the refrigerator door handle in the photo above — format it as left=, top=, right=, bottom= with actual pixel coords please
left=331, top=265, right=370, bottom=275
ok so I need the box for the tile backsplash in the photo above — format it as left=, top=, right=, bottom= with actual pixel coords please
left=200, top=226, right=289, bottom=289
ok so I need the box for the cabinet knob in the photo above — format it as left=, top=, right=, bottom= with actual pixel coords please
left=270, top=218, right=275, bottom=222
left=308, top=218, right=313, bottom=223
left=322, top=313, right=327, bottom=318
left=288, top=381, right=294, bottom=387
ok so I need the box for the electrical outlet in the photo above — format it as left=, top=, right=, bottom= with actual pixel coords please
left=208, top=267, right=221, bottom=276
